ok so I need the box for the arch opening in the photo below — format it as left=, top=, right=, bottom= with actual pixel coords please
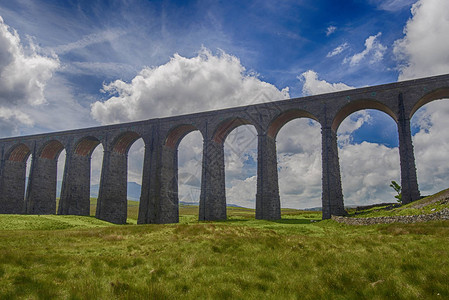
left=56, top=149, right=66, bottom=211
left=223, top=124, right=258, bottom=213
left=332, top=100, right=397, bottom=133
left=411, top=97, right=449, bottom=197
left=410, top=88, right=449, bottom=118
left=275, top=118, right=322, bottom=214
left=162, top=124, right=203, bottom=220
left=267, top=109, right=319, bottom=139
left=25, top=154, right=32, bottom=201
left=213, top=118, right=252, bottom=144
left=126, top=138, right=145, bottom=222
left=177, top=131, right=203, bottom=212
left=89, top=143, right=104, bottom=215
left=337, top=109, right=400, bottom=208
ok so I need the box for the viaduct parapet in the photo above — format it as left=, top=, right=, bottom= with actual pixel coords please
left=0, top=74, right=448, bottom=224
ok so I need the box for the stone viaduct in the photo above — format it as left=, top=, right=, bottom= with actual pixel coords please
left=0, top=74, right=448, bottom=224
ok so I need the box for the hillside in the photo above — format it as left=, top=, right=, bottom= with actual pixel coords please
left=346, top=188, right=449, bottom=218
left=54, top=181, right=142, bottom=201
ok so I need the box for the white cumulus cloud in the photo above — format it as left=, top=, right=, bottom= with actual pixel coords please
left=300, top=70, right=354, bottom=96
left=226, top=175, right=257, bottom=208
left=338, top=111, right=372, bottom=146
left=276, top=119, right=323, bottom=209
left=412, top=100, right=449, bottom=196
left=339, top=142, right=400, bottom=206
left=91, top=48, right=289, bottom=124
left=344, top=32, right=387, bottom=66
left=0, top=16, right=59, bottom=136
left=394, top=0, right=449, bottom=80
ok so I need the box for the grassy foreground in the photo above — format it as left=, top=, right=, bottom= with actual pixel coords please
left=0, top=201, right=448, bottom=299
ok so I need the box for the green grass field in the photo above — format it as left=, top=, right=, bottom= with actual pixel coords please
left=0, top=197, right=448, bottom=299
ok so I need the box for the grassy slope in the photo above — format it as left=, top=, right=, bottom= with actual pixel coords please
left=0, top=214, right=112, bottom=231
left=347, top=188, right=449, bottom=218
left=0, top=196, right=448, bottom=299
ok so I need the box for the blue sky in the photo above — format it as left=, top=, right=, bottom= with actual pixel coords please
left=0, top=0, right=448, bottom=208
left=0, top=0, right=415, bottom=99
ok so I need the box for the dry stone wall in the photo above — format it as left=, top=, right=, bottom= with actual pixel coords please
left=331, top=208, right=449, bottom=225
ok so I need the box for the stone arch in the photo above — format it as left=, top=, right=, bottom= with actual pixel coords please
left=164, top=124, right=200, bottom=149
left=410, top=88, right=449, bottom=197
left=111, top=131, right=141, bottom=154
left=38, top=140, right=65, bottom=160
left=25, top=140, right=66, bottom=215
left=219, top=117, right=259, bottom=211
left=213, top=117, right=258, bottom=143
left=332, top=99, right=397, bottom=132
left=410, top=87, right=449, bottom=119
left=96, top=130, right=143, bottom=223
left=267, top=109, right=319, bottom=139
left=159, top=124, right=204, bottom=222
left=336, top=107, right=401, bottom=207
left=58, top=136, right=103, bottom=216
left=270, top=112, right=323, bottom=213
left=74, top=136, right=101, bottom=156
left=6, top=143, right=31, bottom=162
left=0, top=143, right=32, bottom=213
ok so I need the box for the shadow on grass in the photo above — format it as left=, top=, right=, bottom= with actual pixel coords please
left=271, top=218, right=321, bottom=225
left=207, top=218, right=321, bottom=225
left=206, top=218, right=252, bottom=223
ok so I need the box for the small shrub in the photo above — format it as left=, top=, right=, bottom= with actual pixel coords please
left=390, top=181, right=402, bottom=203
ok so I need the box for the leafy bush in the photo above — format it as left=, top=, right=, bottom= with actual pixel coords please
left=390, top=180, right=402, bottom=203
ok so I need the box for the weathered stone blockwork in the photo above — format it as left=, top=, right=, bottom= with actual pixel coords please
left=256, top=134, right=281, bottom=220
left=0, top=74, right=448, bottom=223
left=0, top=160, right=28, bottom=213
left=58, top=154, right=92, bottom=216
left=26, top=157, right=59, bottom=214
